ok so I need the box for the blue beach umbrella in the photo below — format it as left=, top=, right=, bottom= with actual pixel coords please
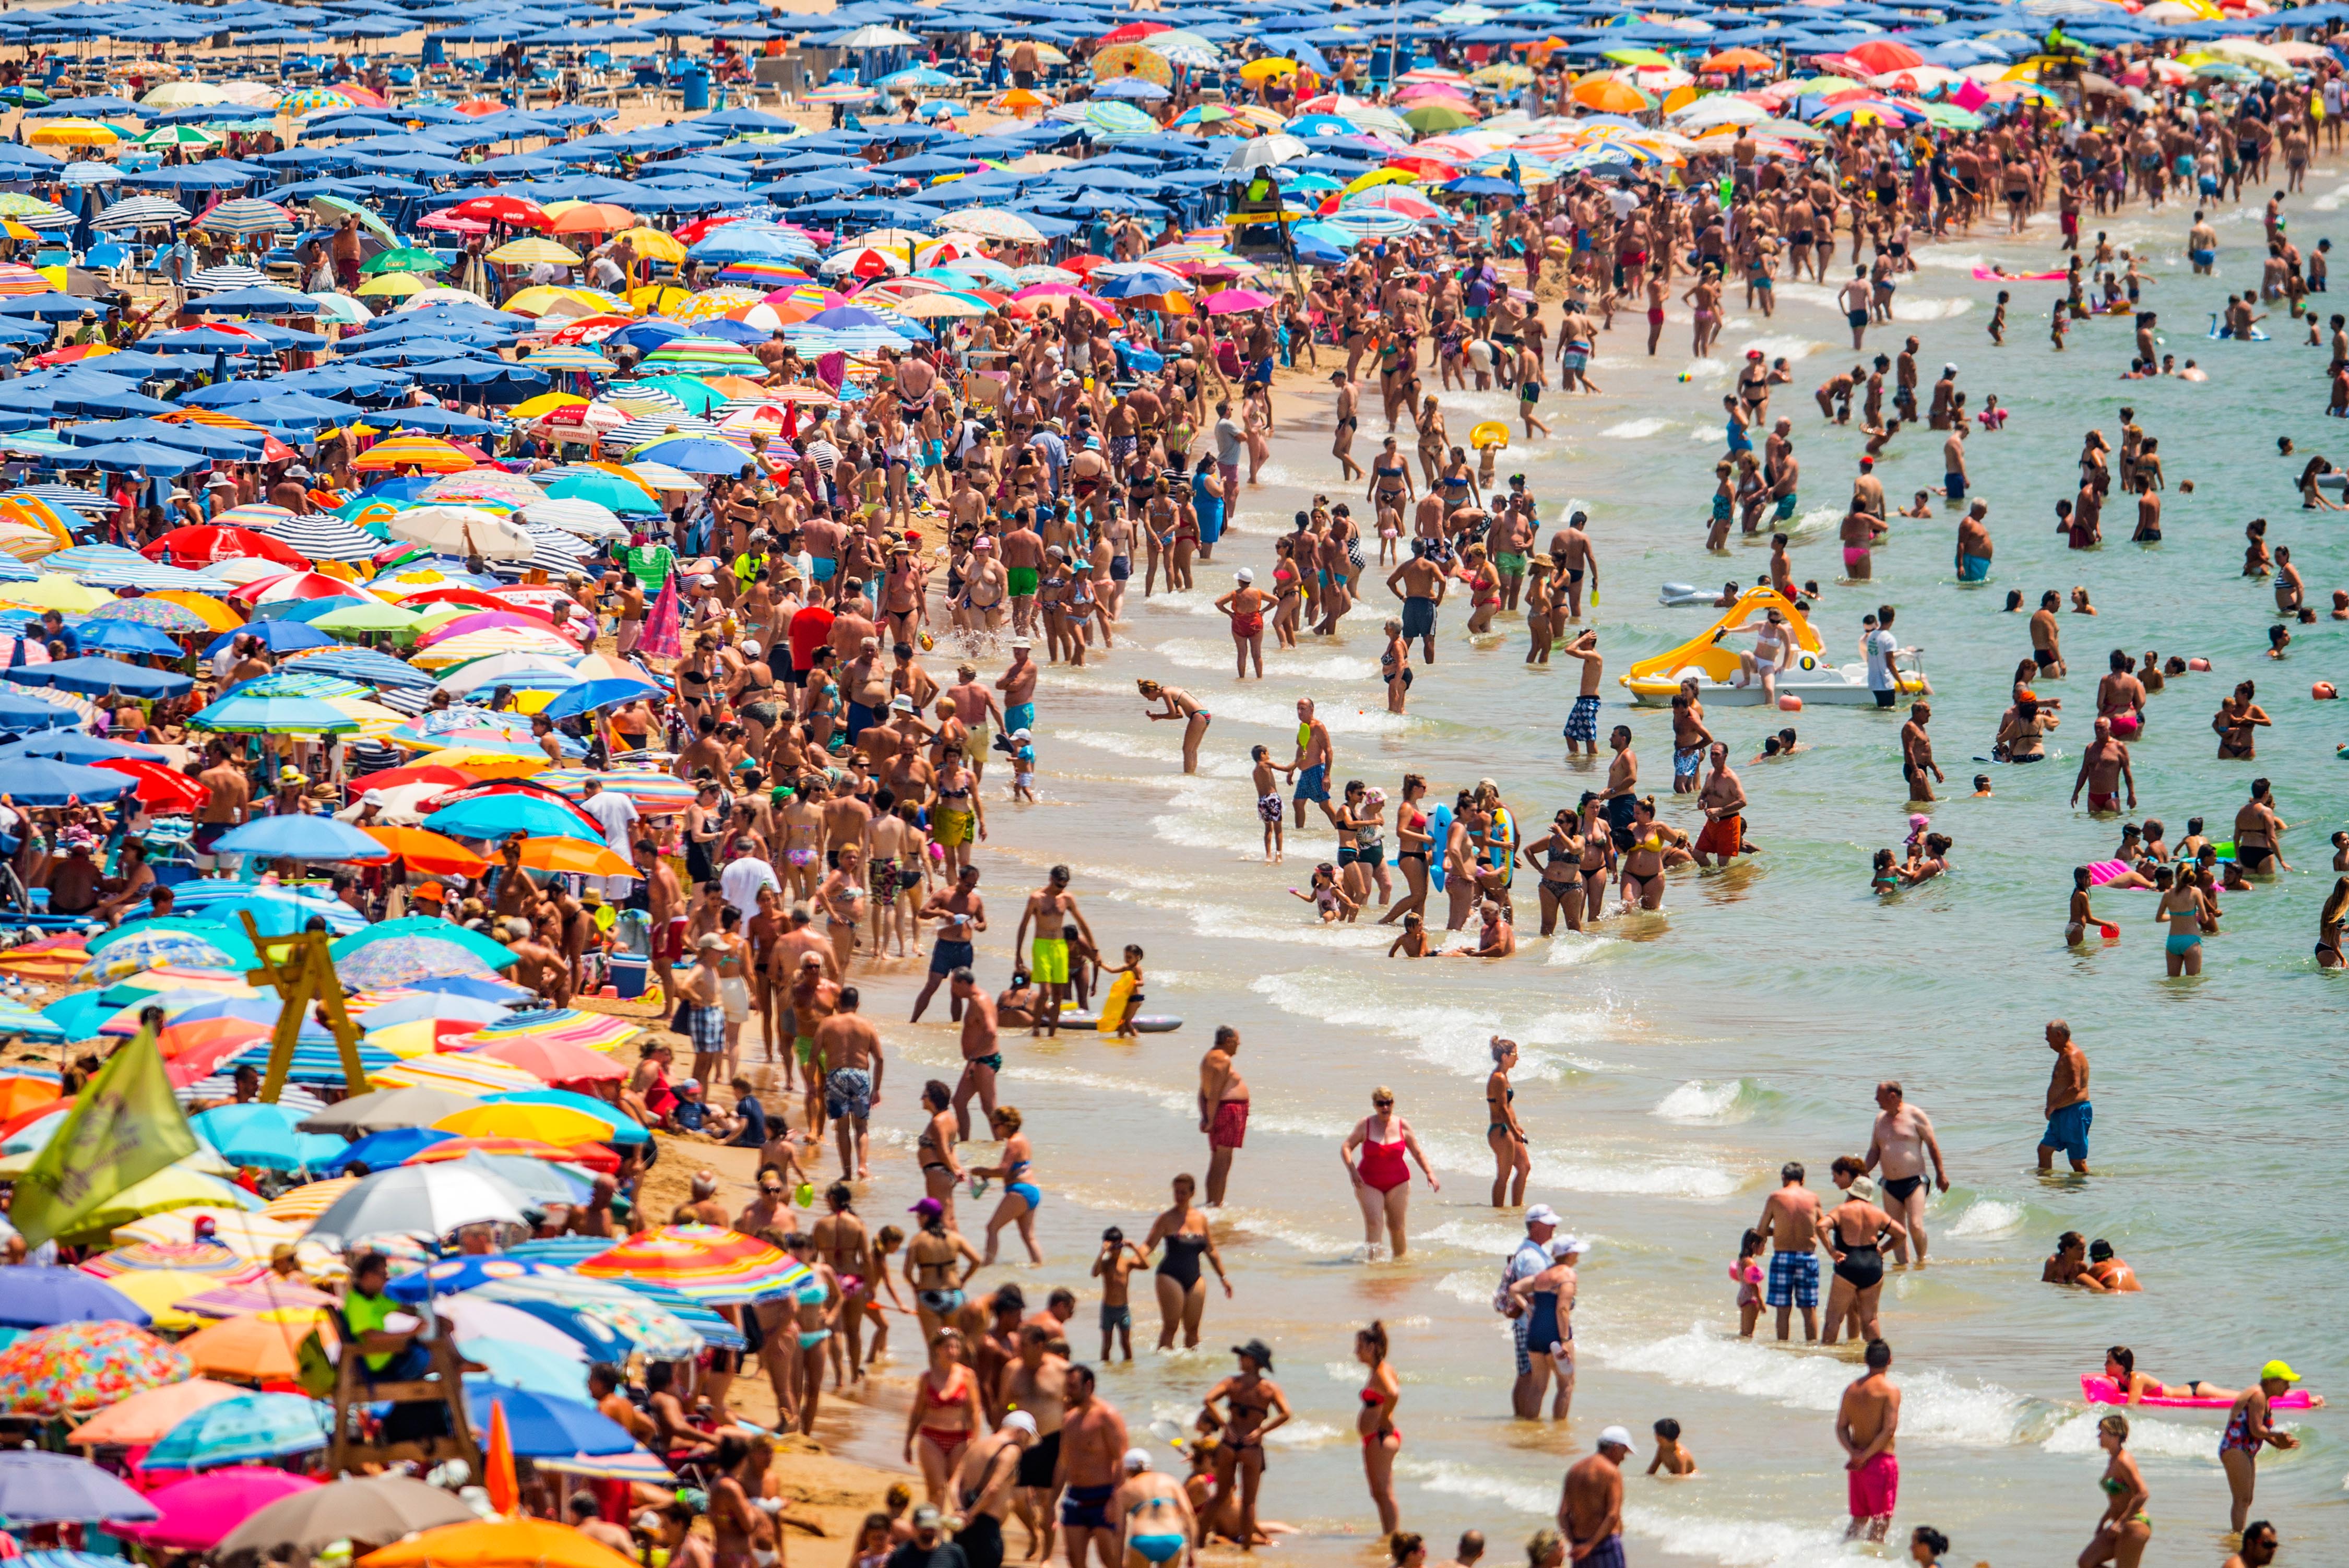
left=208, top=815, right=392, bottom=862
left=144, top=1394, right=334, bottom=1471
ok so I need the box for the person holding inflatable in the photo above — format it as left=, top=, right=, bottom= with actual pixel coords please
left=2224, top=1364, right=2316, bottom=1534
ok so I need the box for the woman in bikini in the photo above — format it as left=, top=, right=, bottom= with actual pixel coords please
left=1142, top=1172, right=1228, bottom=1350
left=1355, top=1321, right=1403, bottom=1535
left=1379, top=615, right=1411, bottom=714
left=1268, top=537, right=1304, bottom=650
left=1456, top=542, right=1501, bottom=635
left=2082, top=1414, right=2152, bottom=1568
left=816, top=845, right=867, bottom=977
left=901, top=1326, right=983, bottom=1504
left=1339, top=1085, right=1439, bottom=1260
left=904, top=1193, right=980, bottom=1348
left=1617, top=798, right=1670, bottom=913
left=1369, top=436, right=1413, bottom=519
left=916, top=1080, right=965, bottom=1225
left=972, top=1104, right=1043, bottom=1267
left=1484, top=1035, right=1529, bottom=1206
left=1377, top=773, right=1433, bottom=925
left=1143, top=479, right=1179, bottom=598
left=1524, top=807, right=1585, bottom=935
left=2101, top=1346, right=2240, bottom=1405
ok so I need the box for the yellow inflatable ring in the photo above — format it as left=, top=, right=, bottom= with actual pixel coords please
left=1470, top=421, right=1511, bottom=450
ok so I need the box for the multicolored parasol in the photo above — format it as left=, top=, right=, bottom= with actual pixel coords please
left=576, top=1225, right=811, bottom=1305
left=0, top=1320, right=193, bottom=1417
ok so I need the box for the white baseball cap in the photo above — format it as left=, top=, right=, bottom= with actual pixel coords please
left=1235, top=567, right=1254, bottom=584
left=1597, top=1426, right=1634, bottom=1451
left=1524, top=1203, right=1560, bottom=1228
left=1121, top=1447, right=1152, bottom=1472
left=1550, top=1235, right=1588, bottom=1257
left=1002, top=1410, right=1038, bottom=1436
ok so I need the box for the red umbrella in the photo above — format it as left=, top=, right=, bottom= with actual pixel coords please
left=223, top=571, right=357, bottom=605
left=343, top=764, right=480, bottom=792
left=141, top=525, right=309, bottom=569
left=397, top=586, right=513, bottom=615
left=448, top=194, right=549, bottom=228
left=466, top=1034, right=628, bottom=1086
left=1842, top=39, right=1924, bottom=73
left=675, top=213, right=758, bottom=246
left=1057, top=253, right=1109, bottom=275
left=1098, top=20, right=1170, bottom=41
left=93, top=758, right=208, bottom=811
left=544, top=315, right=634, bottom=346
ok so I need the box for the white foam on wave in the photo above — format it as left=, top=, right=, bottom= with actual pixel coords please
left=1913, top=250, right=1988, bottom=273
left=1679, top=358, right=1731, bottom=382
left=2314, top=181, right=2349, bottom=213
left=1435, top=1268, right=1501, bottom=1306
left=1120, top=888, right=1402, bottom=951
left=1247, top=968, right=1615, bottom=1079
left=1264, top=1419, right=1345, bottom=1448
left=1653, top=1079, right=1752, bottom=1124
left=1890, top=295, right=1973, bottom=322
left=1946, top=1198, right=2025, bottom=1238
left=1543, top=932, right=1625, bottom=967
left=1151, top=635, right=1380, bottom=683
left=1216, top=1201, right=1368, bottom=1258
left=1586, top=1321, right=2037, bottom=1447
left=1737, top=332, right=1824, bottom=364
left=1403, top=1462, right=1875, bottom=1568
left=1601, top=418, right=1675, bottom=439
left=2043, top=1409, right=2217, bottom=1463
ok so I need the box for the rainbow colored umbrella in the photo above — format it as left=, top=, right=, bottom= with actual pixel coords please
left=534, top=769, right=696, bottom=814
left=0, top=1320, right=192, bottom=1417
left=79, top=1239, right=245, bottom=1278
left=576, top=1225, right=810, bottom=1305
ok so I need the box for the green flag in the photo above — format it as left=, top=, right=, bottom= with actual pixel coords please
left=11, top=1024, right=197, bottom=1249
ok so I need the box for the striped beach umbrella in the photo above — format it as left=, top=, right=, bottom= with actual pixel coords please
left=576, top=1225, right=810, bottom=1305
left=352, top=435, right=475, bottom=473
left=535, top=768, right=695, bottom=814
left=0, top=263, right=51, bottom=296
left=258, top=513, right=385, bottom=564
left=194, top=199, right=295, bottom=238
left=523, top=345, right=612, bottom=373
left=639, top=337, right=765, bottom=373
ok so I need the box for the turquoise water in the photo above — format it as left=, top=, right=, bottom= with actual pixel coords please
left=814, top=167, right=2349, bottom=1567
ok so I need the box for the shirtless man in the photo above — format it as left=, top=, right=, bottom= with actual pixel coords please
left=1553, top=509, right=1598, bottom=620
left=195, top=743, right=251, bottom=866
left=946, top=664, right=1003, bottom=783
left=1286, top=698, right=1336, bottom=831
left=2029, top=591, right=2066, bottom=679
left=910, top=865, right=986, bottom=1023
left=2069, top=716, right=2136, bottom=814
left=1013, top=866, right=1094, bottom=1037
left=1557, top=1428, right=1630, bottom=1568
left=997, top=640, right=1040, bottom=751
left=1109, top=1448, right=1195, bottom=1568
left=1692, top=743, right=1745, bottom=866
left=1862, top=1082, right=1947, bottom=1266
left=1197, top=1025, right=1249, bottom=1207
left=954, top=1413, right=1036, bottom=1568
left=1002, top=1324, right=1070, bottom=1559
left=815, top=987, right=882, bottom=1181
left=1559, top=632, right=1603, bottom=760
left=1054, top=1364, right=1130, bottom=1568
left=1756, top=1161, right=1824, bottom=1341
left=1386, top=546, right=1447, bottom=665
left=2037, top=1018, right=2091, bottom=1176
left=1835, top=1340, right=1902, bottom=1543
left=950, top=967, right=1002, bottom=1139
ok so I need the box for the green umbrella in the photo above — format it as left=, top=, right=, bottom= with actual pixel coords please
left=308, top=600, right=425, bottom=638
left=1601, top=46, right=1674, bottom=67
left=1401, top=102, right=1481, bottom=132
left=136, top=126, right=221, bottom=147
left=361, top=246, right=446, bottom=276
left=1922, top=102, right=1983, bottom=130
left=309, top=193, right=397, bottom=244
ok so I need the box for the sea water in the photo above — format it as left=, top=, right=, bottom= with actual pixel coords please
left=802, top=185, right=2349, bottom=1567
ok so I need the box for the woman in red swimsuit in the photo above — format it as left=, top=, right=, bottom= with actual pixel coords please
left=1340, top=1086, right=1440, bottom=1260
left=900, top=1327, right=982, bottom=1504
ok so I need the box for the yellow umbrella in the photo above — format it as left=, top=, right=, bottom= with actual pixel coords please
left=626, top=283, right=696, bottom=316
left=433, top=1103, right=613, bottom=1144
left=102, top=1269, right=228, bottom=1332
left=1023, top=40, right=1070, bottom=65
left=355, top=271, right=433, bottom=298
left=28, top=120, right=119, bottom=146
left=412, top=747, right=552, bottom=778
left=487, top=237, right=583, bottom=266
left=1239, top=57, right=1300, bottom=81
left=1469, top=63, right=1534, bottom=86
left=62, top=1166, right=255, bottom=1242
left=504, top=284, right=622, bottom=319
left=510, top=391, right=590, bottom=419
left=0, top=574, right=111, bottom=612
left=1090, top=43, right=1172, bottom=85
left=363, top=1019, right=468, bottom=1059
left=1345, top=168, right=1420, bottom=194
left=261, top=1176, right=359, bottom=1222
left=145, top=590, right=240, bottom=632
left=615, top=227, right=685, bottom=264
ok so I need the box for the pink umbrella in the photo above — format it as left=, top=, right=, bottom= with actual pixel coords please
left=417, top=211, right=492, bottom=236
left=1202, top=288, right=1276, bottom=315
left=413, top=610, right=563, bottom=648
left=1394, top=82, right=1475, bottom=102
left=118, top=1469, right=318, bottom=1550
left=1010, top=281, right=1085, bottom=300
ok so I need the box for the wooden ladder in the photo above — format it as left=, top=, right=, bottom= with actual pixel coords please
left=328, top=1333, right=484, bottom=1476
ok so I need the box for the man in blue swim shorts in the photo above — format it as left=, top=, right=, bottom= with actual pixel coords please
left=1287, top=696, right=1335, bottom=829
left=2037, top=1018, right=2092, bottom=1174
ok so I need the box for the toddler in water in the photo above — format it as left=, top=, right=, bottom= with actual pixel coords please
left=1291, top=862, right=1357, bottom=923
left=1250, top=745, right=1286, bottom=863
left=1010, top=728, right=1037, bottom=802
left=1646, top=1417, right=1696, bottom=1476
left=1731, top=1228, right=1766, bottom=1336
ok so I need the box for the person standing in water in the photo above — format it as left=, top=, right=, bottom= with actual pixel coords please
left=1557, top=1428, right=1629, bottom=1568
left=1863, top=1082, right=1948, bottom=1265
left=1486, top=1036, right=1530, bottom=1207
left=1757, top=1161, right=1824, bottom=1341
left=1837, top=1339, right=1902, bottom=1543
left=1340, top=1085, right=1441, bottom=1260
left=2080, top=1414, right=2150, bottom=1568
left=1109, top=1448, right=1195, bottom=1568
left=2038, top=1019, right=2092, bottom=1175
left=1197, top=1026, right=1249, bottom=1207
left=2222, top=1364, right=2306, bottom=1535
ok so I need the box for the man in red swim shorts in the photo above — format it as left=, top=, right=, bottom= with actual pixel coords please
left=1692, top=744, right=1746, bottom=867
left=1838, top=1338, right=1902, bottom=1543
left=1200, top=1024, right=1249, bottom=1206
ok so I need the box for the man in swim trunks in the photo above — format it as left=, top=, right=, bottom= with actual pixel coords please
left=1054, top=1363, right=1129, bottom=1568
left=1015, top=865, right=1095, bottom=1038
left=1387, top=542, right=1447, bottom=663
left=1198, top=1025, right=1249, bottom=1207
left=1836, top=1340, right=1901, bottom=1543
left=2069, top=717, right=2136, bottom=814
left=1756, top=1161, right=1823, bottom=1341
left=998, top=638, right=1039, bottom=744
left=1287, top=697, right=1336, bottom=830
left=1863, top=1082, right=1948, bottom=1266
left=1557, top=1427, right=1629, bottom=1568
left=2037, top=1018, right=2091, bottom=1175
left=1560, top=632, right=1603, bottom=758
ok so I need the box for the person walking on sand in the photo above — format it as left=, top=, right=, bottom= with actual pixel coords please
left=1757, top=1161, right=1824, bottom=1341
left=1837, top=1339, right=1902, bottom=1543
left=1340, top=1085, right=1441, bottom=1260
left=1556, top=1428, right=1629, bottom=1567
left=1864, top=1082, right=1948, bottom=1265
left=1198, top=1025, right=1250, bottom=1207
left=2038, top=1019, right=2091, bottom=1175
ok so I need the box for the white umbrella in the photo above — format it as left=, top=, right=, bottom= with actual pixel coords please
left=836, top=23, right=922, bottom=46
left=305, top=1163, right=530, bottom=1248
left=939, top=207, right=1044, bottom=244
left=443, top=1296, right=593, bottom=1358
left=295, top=1085, right=476, bottom=1136
left=1226, top=134, right=1310, bottom=171
left=382, top=504, right=535, bottom=561
left=1669, top=93, right=1765, bottom=127
left=434, top=652, right=582, bottom=695
left=525, top=495, right=626, bottom=539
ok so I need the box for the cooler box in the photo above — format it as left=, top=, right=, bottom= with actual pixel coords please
left=609, top=952, right=649, bottom=999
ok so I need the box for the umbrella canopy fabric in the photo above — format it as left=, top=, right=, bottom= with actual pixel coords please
left=0, top=1451, right=162, bottom=1525
left=335, top=934, right=504, bottom=991
left=0, top=1321, right=191, bottom=1418
left=296, top=1083, right=478, bottom=1135
left=117, top=1469, right=319, bottom=1551
left=65, top=1376, right=247, bottom=1447
left=143, top=1392, right=335, bottom=1471
left=460, top=1382, right=636, bottom=1456
left=0, top=1264, right=150, bottom=1328
left=305, top=1162, right=531, bottom=1247
left=359, top=1516, right=638, bottom=1568
left=576, top=1225, right=809, bottom=1305
left=217, top=1474, right=477, bottom=1568
left=209, top=814, right=389, bottom=861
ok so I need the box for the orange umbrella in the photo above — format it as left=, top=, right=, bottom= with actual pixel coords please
left=360, top=826, right=491, bottom=878
left=177, top=1309, right=334, bottom=1383
left=485, top=1401, right=518, bottom=1515
left=1700, top=47, right=1775, bottom=70
left=0, top=1075, right=61, bottom=1119
left=67, top=1377, right=248, bottom=1446
left=514, top=837, right=634, bottom=878
left=158, top=1016, right=271, bottom=1062
left=1571, top=77, right=1653, bottom=113
left=468, top=1034, right=627, bottom=1085
left=548, top=204, right=636, bottom=236
left=361, top=1518, right=637, bottom=1568
left=352, top=436, right=474, bottom=474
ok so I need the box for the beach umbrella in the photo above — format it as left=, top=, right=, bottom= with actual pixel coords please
left=351, top=435, right=474, bottom=474
left=434, top=1103, right=611, bottom=1145
left=65, top=1377, right=246, bottom=1447
left=577, top=1224, right=809, bottom=1305
left=296, top=1083, right=477, bottom=1136
left=143, top=1393, right=335, bottom=1471
left=465, top=1034, right=625, bottom=1085
left=458, top=1340, right=590, bottom=1399
left=459, top=1383, right=635, bottom=1457
left=177, top=1309, right=335, bottom=1383
left=423, top=792, right=605, bottom=842
left=195, top=198, right=295, bottom=237
left=217, top=1475, right=476, bottom=1568
left=478, top=1089, right=648, bottom=1147
left=75, top=928, right=235, bottom=981
left=91, top=1269, right=228, bottom=1333
left=173, top=1277, right=339, bottom=1318
left=208, top=814, right=386, bottom=861
left=382, top=504, right=534, bottom=559
left=359, top=1515, right=637, bottom=1568
left=305, top=1162, right=530, bottom=1247
left=0, top=1451, right=161, bottom=1524
left=384, top=1256, right=575, bottom=1304
left=118, top=1470, right=318, bottom=1551
left=336, top=936, right=503, bottom=991
left=0, top=1264, right=150, bottom=1327
left=448, top=195, right=547, bottom=228
left=0, top=1321, right=192, bottom=1418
